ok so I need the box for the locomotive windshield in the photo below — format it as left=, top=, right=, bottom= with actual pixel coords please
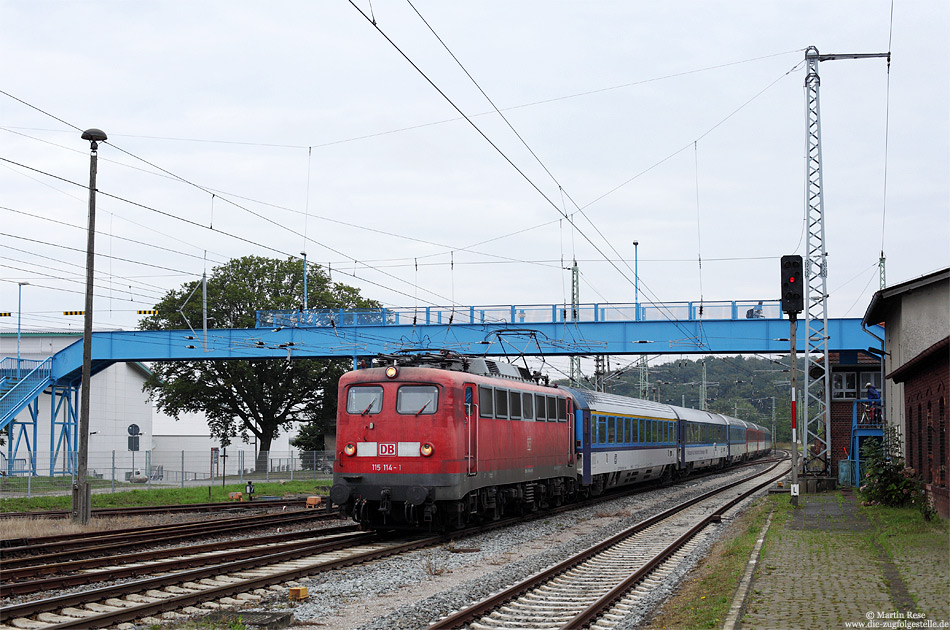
left=396, top=385, right=439, bottom=415
left=346, top=385, right=383, bottom=415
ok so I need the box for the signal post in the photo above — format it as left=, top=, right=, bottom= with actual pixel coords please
left=781, top=255, right=804, bottom=506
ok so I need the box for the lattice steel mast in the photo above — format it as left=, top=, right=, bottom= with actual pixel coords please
left=569, top=259, right=581, bottom=386
left=801, top=46, right=889, bottom=474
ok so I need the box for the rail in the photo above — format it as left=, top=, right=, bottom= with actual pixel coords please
left=0, top=357, right=52, bottom=429
left=257, top=299, right=784, bottom=328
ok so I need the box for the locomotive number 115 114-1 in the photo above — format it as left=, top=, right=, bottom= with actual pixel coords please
left=371, top=463, right=402, bottom=472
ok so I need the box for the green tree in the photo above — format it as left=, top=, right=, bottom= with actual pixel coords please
left=139, top=256, right=378, bottom=467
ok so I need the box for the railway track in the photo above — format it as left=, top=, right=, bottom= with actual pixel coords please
left=1, top=523, right=365, bottom=595
left=0, top=457, right=783, bottom=629
left=0, top=497, right=314, bottom=520
left=429, top=457, right=788, bottom=629
left=0, top=528, right=444, bottom=629
left=2, top=508, right=338, bottom=557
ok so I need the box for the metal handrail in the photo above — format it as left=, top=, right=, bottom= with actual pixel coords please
left=256, top=299, right=784, bottom=329
left=0, top=358, right=52, bottom=428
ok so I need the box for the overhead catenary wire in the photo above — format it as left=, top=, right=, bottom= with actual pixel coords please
left=2, top=54, right=805, bottom=320
left=0, top=154, right=457, bottom=311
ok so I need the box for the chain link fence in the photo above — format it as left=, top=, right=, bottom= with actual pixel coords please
left=0, top=450, right=334, bottom=499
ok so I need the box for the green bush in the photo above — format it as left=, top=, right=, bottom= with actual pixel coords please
left=859, top=426, right=935, bottom=520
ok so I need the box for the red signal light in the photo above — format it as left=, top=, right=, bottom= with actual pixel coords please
left=789, top=276, right=796, bottom=283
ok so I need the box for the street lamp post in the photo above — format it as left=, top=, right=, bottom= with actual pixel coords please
left=75, top=128, right=107, bottom=525
left=16, top=282, right=29, bottom=379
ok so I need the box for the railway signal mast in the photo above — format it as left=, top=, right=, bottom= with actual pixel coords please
left=801, top=46, right=889, bottom=476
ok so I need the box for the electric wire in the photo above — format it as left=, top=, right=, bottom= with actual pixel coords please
left=1, top=49, right=803, bottom=152
left=349, top=0, right=717, bottom=350
left=0, top=154, right=455, bottom=311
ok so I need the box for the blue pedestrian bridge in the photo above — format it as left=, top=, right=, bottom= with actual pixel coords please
left=2, top=298, right=881, bottom=474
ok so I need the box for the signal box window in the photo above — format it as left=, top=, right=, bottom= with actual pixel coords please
left=479, top=386, right=493, bottom=418
left=522, top=393, right=534, bottom=420
left=396, top=386, right=439, bottom=415
left=832, top=372, right=857, bottom=399
left=346, top=385, right=383, bottom=415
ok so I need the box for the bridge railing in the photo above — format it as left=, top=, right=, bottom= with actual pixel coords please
left=256, top=299, right=784, bottom=329
left=0, top=358, right=52, bottom=430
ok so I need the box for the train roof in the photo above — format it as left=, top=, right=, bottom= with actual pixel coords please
left=562, top=388, right=678, bottom=420
left=668, top=405, right=727, bottom=425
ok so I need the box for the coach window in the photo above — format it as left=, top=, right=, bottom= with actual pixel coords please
left=479, top=386, right=493, bottom=418
left=522, top=393, right=534, bottom=420
left=623, top=418, right=631, bottom=443
left=509, top=390, right=522, bottom=420
left=396, top=385, right=439, bottom=415
left=607, top=417, right=616, bottom=443
left=556, top=397, right=567, bottom=422
left=495, top=388, right=509, bottom=419
left=535, top=394, right=547, bottom=421
left=346, top=385, right=383, bottom=415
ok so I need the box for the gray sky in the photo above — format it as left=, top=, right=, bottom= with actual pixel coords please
left=1, top=1, right=947, bottom=349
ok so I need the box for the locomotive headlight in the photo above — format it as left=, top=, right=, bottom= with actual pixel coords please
left=344, top=443, right=356, bottom=456
left=420, top=442, right=434, bottom=457
left=385, top=366, right=398, bottom=379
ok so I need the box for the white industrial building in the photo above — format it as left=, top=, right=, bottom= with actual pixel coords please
left=1, top=330, right=297, bottom=482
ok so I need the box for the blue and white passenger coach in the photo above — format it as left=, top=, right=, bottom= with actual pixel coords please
left=565, top=387, right=770, bottom=493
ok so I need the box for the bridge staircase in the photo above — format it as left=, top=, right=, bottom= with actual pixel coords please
left=846, top=398, right=886, bottom=486
left=1, top=358, right=53, bottom=476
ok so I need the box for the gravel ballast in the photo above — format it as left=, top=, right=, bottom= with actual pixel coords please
left=237, top=464, right=775, bottom=630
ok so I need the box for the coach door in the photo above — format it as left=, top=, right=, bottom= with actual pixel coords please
left=566, top=398, right=575, bottom=467
left=465, top=385, right=478, bottom=476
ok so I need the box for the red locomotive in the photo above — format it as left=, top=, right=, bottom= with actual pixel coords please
left=329, top=353, right=577, bottom=529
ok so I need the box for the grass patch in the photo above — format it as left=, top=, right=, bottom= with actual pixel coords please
left=0, top=479, right=329, bottom=514
left=644, top=495, right=782, bottom=630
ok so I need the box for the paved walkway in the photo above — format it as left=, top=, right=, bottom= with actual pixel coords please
left=740, top=490, right=949, bottom=630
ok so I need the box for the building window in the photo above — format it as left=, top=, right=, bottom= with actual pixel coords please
left=832, top=371, right=857, bottom=399
left=860, top=371, right=882, bottom=393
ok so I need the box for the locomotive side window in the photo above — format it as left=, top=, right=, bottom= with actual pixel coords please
left=396, top=386, right=439, bottom=415
left=495, top=388, right=509, bottom=419
left=479, top=386, right=493, bottom=418
left=535, top=394, right=547, bottom=421
left=556, top=397, right=567, bottom=422
left=546, top=396, right=557, bottom=422
left=522, top=393, right=534, bottom=420
left=346, top=385, right=383, bottom=415
left=509, top=391, right=522, bottom=420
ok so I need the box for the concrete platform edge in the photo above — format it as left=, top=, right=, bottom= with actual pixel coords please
left=722, top=507, right=774, bottom=630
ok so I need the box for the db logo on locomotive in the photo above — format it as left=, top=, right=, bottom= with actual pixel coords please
left=379, top=443, right=397, bottom=456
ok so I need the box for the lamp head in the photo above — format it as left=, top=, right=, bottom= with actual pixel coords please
left=81, top=128, right=108, bottom=142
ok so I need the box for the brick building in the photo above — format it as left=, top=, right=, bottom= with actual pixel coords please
left=863, top=268, right=949, bottom=518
